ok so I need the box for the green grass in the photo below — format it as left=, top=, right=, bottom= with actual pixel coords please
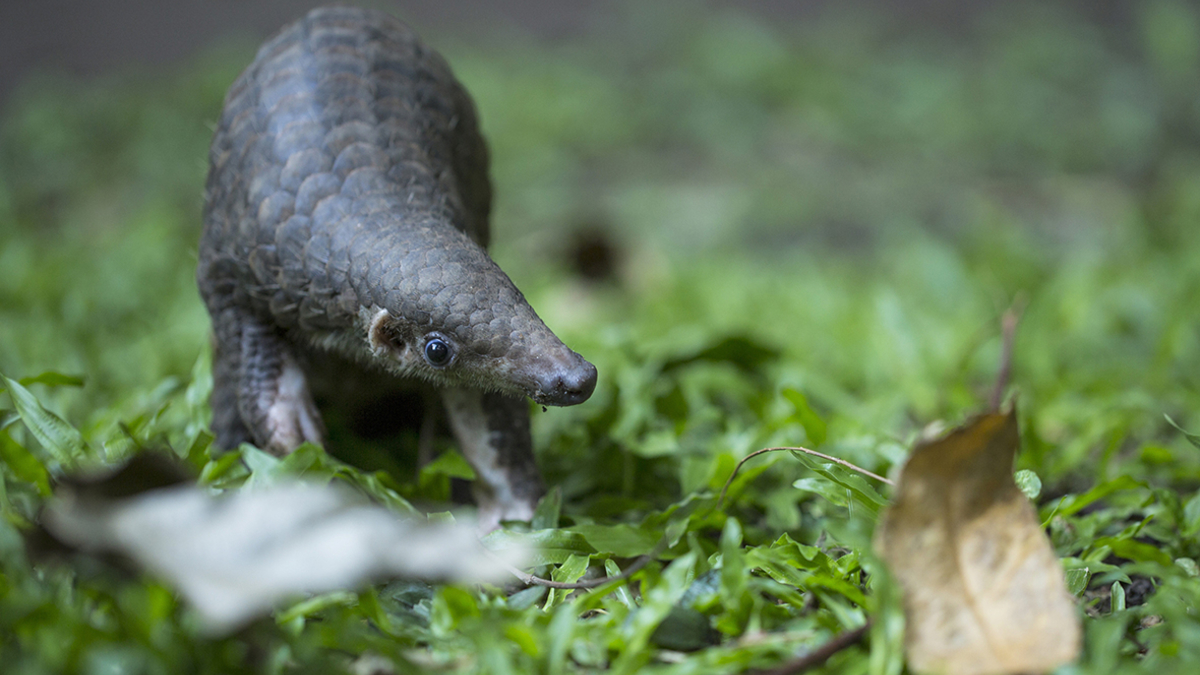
left=3, top=1, right=1200, bottom=672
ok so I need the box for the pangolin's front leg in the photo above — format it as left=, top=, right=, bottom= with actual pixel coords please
left=210, top=302, right=324, bottom=454
left=441, top=388, right=544, bottom=531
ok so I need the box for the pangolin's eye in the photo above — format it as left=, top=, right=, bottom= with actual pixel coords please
left=423, top=337, right=452, bottom=367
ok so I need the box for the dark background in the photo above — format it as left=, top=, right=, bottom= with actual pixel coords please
left=0, top=0, right=1144, bottom=110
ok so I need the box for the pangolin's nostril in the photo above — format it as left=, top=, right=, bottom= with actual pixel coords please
left=542, top=359, right=598, bottom=406
left=565, top=361, right=598, bottom=400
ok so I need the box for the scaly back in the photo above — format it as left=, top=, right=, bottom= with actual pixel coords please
left=199, top=6, right=492, bottom=332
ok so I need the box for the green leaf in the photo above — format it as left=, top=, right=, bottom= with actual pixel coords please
left=613, top=552, right=697, bottom=674
left=0, top=409, right=17, bottom=432
left=768, top=533, right=826, bottom=565
left=1166, top=414, right=1200, bottom=451
left=183, top=430, right=213, bottom=468
left=1064, top=567, right=1092, bottom=596
left=807, top=572, right=870, bottom=609
left=782, top=388, right=828, bottom=447
left=532, top=486, right=562, bottom=530
left=274, top=441, right=324, bottom=473
left=570, top=523, right=659, bottom=557
left=18, top=372, right=85, bottom=389
left=716, top=517, right=751, bottom=635
left=476, top=631, right=518, bottom=675
left=483, top=528, right=597, bottom=567
left=864, top=554, right=905, bottom=675
left=791, top=450, right=887, bottom=517
left=1175, top=558, right=1199, bottom=577
left=0, top=429, right=51, bottom=496
left=198, top=450, right=247, bottom=487
left=507, top=584, right=549, bottom=611
left=1, top=373, right=85, bottom=465
left=0, top=472, right=10, bottom=521
left=276, top=591, right=358, bottom=625
left=344, top=470, right=419, bottom=517
left=1110, top=581, right=1126, bottom=613
left=745, top=547, right=810, bottom=590
left=650, top=606, right=714, bottom=651
left=432, top=586, right=480, bottom=635
left=1052, top=476, right=1146, bottom=518
left=545, top=553, right=591, bottom=609
left=418, top=449, right=476, bottom=486
left=0, top=371, right=84, bottom=397
left=356, top=587, right=394, bottom=634
left=711, top=450, right=776, bottom=508
left=241, top=444, right=281, bottom=487
left=1105, top=538, right=1174, bottom=568
left=547, top=604, right=576, bottom=673
left=660, top=335, right=780, bottom=375
left=605, top=558, right=636, bottom=608
left=1061, top=557, right=1128, bottom=584
left=719, top=517, right=746, bottom=605
left=1014, top=469, right=1042, bottom=500
left=504, top=623, right=541, bottom=658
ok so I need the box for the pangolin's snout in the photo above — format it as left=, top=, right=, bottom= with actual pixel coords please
left=531, top=355, right=597, bottom=407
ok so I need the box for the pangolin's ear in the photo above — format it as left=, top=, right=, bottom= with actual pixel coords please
left=367, top=308, right=394, bottom=356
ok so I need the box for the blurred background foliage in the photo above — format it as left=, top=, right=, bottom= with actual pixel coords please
left=3, top=0, right=1200, bottom=672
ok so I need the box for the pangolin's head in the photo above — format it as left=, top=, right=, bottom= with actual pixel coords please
left=360, top=223, right=596, bottom=406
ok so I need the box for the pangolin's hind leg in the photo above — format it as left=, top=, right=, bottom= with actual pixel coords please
left=441, top=388, right=544, bottom=532
left=209, top=302, right=324, bottom=454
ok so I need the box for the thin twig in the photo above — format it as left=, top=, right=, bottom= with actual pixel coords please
left=495, top=539, right=666, bottom=590
left=717, top=446, right=893, bottom=510
left=990, top=295, right=1025, bottom=412
left=753, top=622, right=871, bottom=675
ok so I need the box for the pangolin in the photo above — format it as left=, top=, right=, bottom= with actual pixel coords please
left=197, top=6, right=597, bottom=529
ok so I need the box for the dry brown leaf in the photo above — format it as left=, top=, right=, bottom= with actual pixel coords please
left=875, top=408, right=1081, bottom=675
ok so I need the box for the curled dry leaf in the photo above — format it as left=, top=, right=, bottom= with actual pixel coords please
left=874, top=408, right=1080, bottom=675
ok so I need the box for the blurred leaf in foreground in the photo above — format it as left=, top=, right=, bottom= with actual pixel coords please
left=875, top=409, right=1080, bottom=675
left=1, top=372, right=86, bottom=466
left=39, top=455, right=528, bottom=634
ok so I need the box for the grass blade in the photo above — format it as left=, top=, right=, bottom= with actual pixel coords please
left=1, top=373, right=85, bottom=466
